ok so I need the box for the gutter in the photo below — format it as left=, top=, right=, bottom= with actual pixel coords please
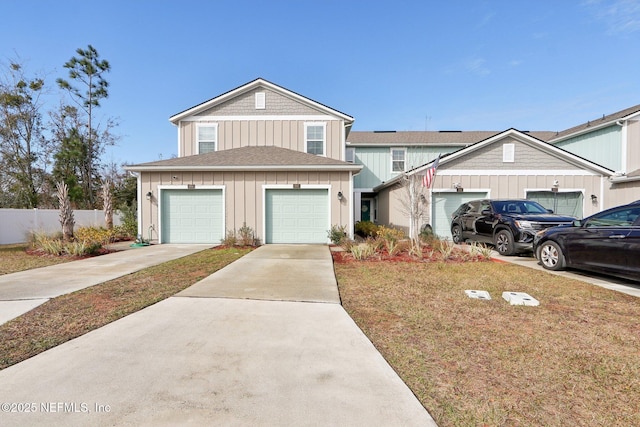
left=125, top=164, right=364, bottom=173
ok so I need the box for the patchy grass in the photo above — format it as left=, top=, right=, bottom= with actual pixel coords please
left=0, top=247, right=250, bottom=369
left=335, top=261, right=640, bottom=427
left=0, top=244, right=72, bottom=275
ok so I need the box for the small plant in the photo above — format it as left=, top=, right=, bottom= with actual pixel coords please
left=327, top=224, right=348, bottom=245
left=118, top=204, right=138, bottom=239
left=376, top=225, right=406, bottom=254
left=408, top=240, right=423, bottom=258
left=437, top=240, right=455, bottom=260
left=469, top=242, right=494, bottom=260
left=238, top=223, right=257, bottom=246
left=75, top=226, right=116, bottom=245
left=221, top=229, right=238, bottom=247
left=350, top=242, right=375, bottom=260
left=355, top=221, right=378, bottom=238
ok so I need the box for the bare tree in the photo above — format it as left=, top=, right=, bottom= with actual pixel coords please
left=397, top=172, right=430, bottom=242
left=102, top=179, right=113, bottom=230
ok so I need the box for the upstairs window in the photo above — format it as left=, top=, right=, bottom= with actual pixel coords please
left=391, top=148, right=406, bottom=172
left=197, top=124, right=217, bottom=154
left=346, top=147, right=355, bottom=163
left=305, top=123, right=326, bottom=156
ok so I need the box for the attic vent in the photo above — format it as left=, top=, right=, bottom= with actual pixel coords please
left=439, top=130, right=462, bottom=133
left=255, top=92, right=266, bottom=109
left=373, top=130, right=396, bottom=133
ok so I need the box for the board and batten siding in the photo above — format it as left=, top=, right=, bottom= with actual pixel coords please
left=139, top=170, right=351, bottom=244
left=553, top=125, right=622, bottom=172
left=180, top=119, right=344, bottom=160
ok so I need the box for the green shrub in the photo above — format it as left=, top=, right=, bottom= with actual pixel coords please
left=75, top=226, right=116, bottom=245
left=355, top=221, right=378, bottom=238
left=118, top=204, right=138, bottom=239
left=327, top=224, right=348, bottom=245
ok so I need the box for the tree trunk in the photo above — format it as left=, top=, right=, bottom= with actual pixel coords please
left=57, top=181, right=75, bottom=241
left=103, top=179, right=113, bottom=230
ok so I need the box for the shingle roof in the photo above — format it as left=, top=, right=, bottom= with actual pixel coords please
left=127, top=146, right=362, bottom=172
left=347, top=130, right=556, bottom=145
left=549, top=104, right=640, bottom=141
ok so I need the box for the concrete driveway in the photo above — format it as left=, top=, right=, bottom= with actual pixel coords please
left=0, top=244, right=437, bottom=426
left=0, top=243, right=211, bottom=325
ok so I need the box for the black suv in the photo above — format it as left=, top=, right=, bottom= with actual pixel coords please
left=450, top=199, right=576, bottom=255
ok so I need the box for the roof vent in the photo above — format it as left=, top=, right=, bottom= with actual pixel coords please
left=255, top=92, right=266, bottom=109
left=373, top=130, right=396, bottom=133
left=439, top=130, right=462, bottom=133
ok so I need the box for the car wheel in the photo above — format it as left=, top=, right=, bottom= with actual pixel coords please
left=451, top=225, right=463, bottom=244
left=494, top=229, right=515, bottom=256
left=538, top=241, right=566, bottom=271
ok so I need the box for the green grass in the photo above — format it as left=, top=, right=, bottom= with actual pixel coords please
left=0, top=247, right=251, bottom=369
left=335, top=260, right=640, bottom=427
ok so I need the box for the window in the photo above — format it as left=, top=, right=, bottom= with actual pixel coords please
left=503, top=143, right=515, bottom=162
left=346, top=147, right=355, bottom=163
left=197, top=124, right=217, bottom=154
left=305, top=123, right=325, bottom=155
left=586, top=207, right=640, bottom=227
left=391, top=148, right=406, bottom=172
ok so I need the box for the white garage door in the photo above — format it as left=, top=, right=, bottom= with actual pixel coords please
left=265, top=189, right=328, bottom=244
left=432, top=192, right=488, bottom=239
left=161, top=189, right=224, bottom=243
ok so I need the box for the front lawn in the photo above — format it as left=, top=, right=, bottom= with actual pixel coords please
left=0, top=244, right=71, bottom=275
left=335, top=260, right=640, bottom=427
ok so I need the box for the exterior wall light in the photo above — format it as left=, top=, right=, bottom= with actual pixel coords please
left=337, top=191, right=343, bottom=201
left=146, top=191, right=152, bottom=200
left=591, top=194, right=598, bottom=203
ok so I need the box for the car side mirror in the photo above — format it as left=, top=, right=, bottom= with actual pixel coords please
left=546, top=209, right=554, bottom=214
left=572, top=219, right=582, bottom=227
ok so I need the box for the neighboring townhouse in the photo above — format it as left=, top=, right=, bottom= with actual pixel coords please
left=546, top=104, right=640, bottom=208
left=126, top=78, right=361, bottom=244
left=346, top=130, right=556, bottom=224
left=372, top=129, right=613, bottom=239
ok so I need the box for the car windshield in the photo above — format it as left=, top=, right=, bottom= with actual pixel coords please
left=493, top=201, right=548, bottom=214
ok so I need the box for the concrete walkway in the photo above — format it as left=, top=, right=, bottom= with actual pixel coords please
left=0, top=243, right=211, bottom=325
left=0, top=245, right=437, bottom=426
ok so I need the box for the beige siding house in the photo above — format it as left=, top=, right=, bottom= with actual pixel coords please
left=127, top=79, right=361, bottom=244
left=374, top=129, right=613, bottom=239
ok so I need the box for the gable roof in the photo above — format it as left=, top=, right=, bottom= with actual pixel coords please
left=126, top=146, right=363, bottom=172
left=347, top=130, right=556, bottom=146
left=374, top=128, right=614, bottom=191
left=549, top=104, right=640, bottom=142
left=169, top=78, right=354, bottom=124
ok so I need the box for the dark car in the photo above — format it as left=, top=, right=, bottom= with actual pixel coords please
left=450, top=199, right=576, bottom=255
left=534, top=201, right=640, bottom=282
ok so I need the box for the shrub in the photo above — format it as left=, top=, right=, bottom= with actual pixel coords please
left=118, top=204, right=138, bottom=239
left=221, top=230, right=238, bottom=247
left=355, top=221, right=378, bottom=238
left=238, top=223, right=258, bottom=246
left=327, top=224, right=348, bottom=245
left=376, top=225, right=406, bottom=254
left=75, top=226, right=116, bottom=245
left=350, top=242, right=375, bottom=260
left=30, top=231, right=103, bottom=257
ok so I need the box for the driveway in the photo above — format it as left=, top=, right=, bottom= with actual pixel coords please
left=0, top=243, right=211, bottom=325
left=0, top=245, right=437, bottom=426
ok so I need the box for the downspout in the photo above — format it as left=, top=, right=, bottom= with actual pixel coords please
left=616, top=120, right=627, bottom=174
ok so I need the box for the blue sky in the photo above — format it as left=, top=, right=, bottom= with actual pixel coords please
left=2, top=0, right=640, bottom=165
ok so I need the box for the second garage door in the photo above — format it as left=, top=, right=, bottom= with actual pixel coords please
left=432, top=191, right=489, bottom=240
left=265, top=189, right=328, bottom=244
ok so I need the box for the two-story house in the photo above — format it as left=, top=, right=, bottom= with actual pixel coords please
left=127, top=78, right=361, bottom=244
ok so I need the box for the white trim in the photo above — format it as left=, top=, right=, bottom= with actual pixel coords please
left=349, top=171, right=355, bottom=238
left=179, top=114, right=336, bottom=122
left=620, top=120, right=628, bottom=174
left=390, top=147, right=407, bottom=173
left=353, top=188, right=375, bottom=193
left=262, top=184, right=331, bottom=244
left=304, top=122, right=327, bottom=156
left=524, top=188, right=586, bottom=215
left=437, top=169, right=599, bottom=176
left=137, top=173, right=142, bottom=238
left=128, top=164, right=363, bottom=172
left=177, top=120, right=182, bottom=157
left=195, top=123, right=218, bottom=154
left=157, top=185, right=225, bottom=244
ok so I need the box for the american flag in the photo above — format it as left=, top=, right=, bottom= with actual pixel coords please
left=422, top=155, right=440, bottom=188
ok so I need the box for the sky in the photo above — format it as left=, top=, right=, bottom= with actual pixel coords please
left=2, top=0, right=640, bottom=166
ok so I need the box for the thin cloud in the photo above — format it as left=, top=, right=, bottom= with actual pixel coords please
left=585, top=0, right=640, bottom=35
left=465, top=57, right=490, bottom=76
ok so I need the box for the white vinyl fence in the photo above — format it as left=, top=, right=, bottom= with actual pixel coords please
left=0, top=209, right=122, bottom=245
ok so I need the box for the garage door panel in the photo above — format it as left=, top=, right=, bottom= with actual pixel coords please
left=265, top=189, right=328, bottom=244
left=162, top=189, right=223, bottom=244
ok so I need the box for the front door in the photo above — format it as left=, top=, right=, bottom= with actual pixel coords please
left=361, top=200, right=371, bottom=222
